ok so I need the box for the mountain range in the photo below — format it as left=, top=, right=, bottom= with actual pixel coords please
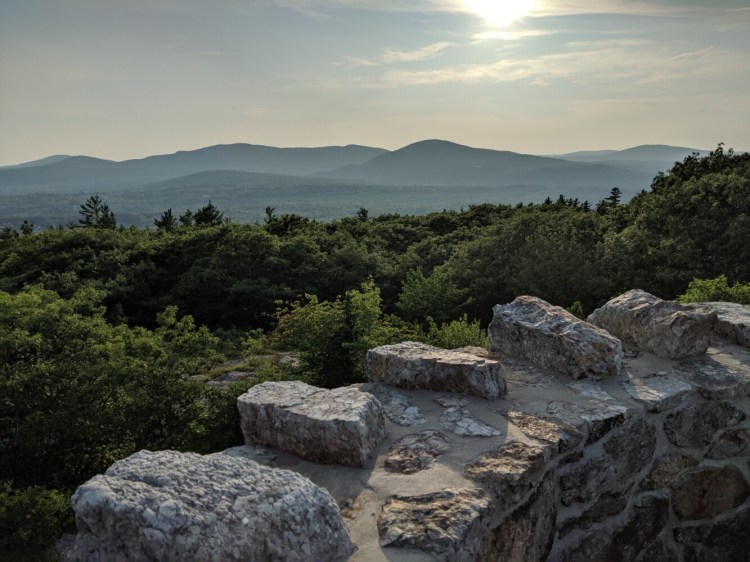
left=0, top=140, right=709, bottom=227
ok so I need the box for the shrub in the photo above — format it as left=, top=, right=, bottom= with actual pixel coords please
left=678, top=275, right=750, bottom=305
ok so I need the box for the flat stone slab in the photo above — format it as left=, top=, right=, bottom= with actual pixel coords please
left=70, top=450, right=355, bottom=562
left=357, top=383, right=425, bottom=426
left=546, top=400, right=629, bottom=445
left=489, top=296, right=623, bottom=379
left=439, top=407, right=503, bottom=437
left=238, top=381, right=385, bottom=467
left=672, top=354, right=750, bottom=399
left=366, top=341, right=506, bottom=399
left=506, top=411, right=584, bottom=456
left=384, top=430, right=450, bottom=474
left=624, top=372, right=694, bottom=412
left=588, top=289, right=716, bottom=359
left=378, top=489, right=492, bottom=559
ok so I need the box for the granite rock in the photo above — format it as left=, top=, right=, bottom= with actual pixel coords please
left=238, top=381, right=385, bottom=467
left=378, top=489, right=492, bottom=560
left=489, top=296, right=623, bottom=379
left=588, top=289, right=716, bottom=359
left=70, top=450, right=355, bottom=562
left=366, top=341, right=506, bottom=399
left=670, top=465, right=750, bottom=521
left=624, top=372, right=694, bottom=412
left=686, top=301, right=750, bottom=348
left=439, top=407, right=503, bottom=437
left=663, top=401, right=746, bottom=448
left=640, top=452, right=699, bottom=491
left=384, top=430, right=450, bottom=474
left=506, top=411, right=584, bottom=456
left=706, top=427, right=750, bottom=459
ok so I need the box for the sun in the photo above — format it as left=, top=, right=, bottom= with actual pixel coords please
left=463, top=0, right=536, bottom=27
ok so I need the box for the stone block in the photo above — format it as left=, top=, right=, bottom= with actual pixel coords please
left=238, top=381, right=385, bottom=467
left=366, top=341, right=506, bottom=399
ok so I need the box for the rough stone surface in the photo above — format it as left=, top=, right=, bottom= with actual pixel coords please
left=687, top=301, right=750, bottom=348
left=70, top=450, right=356, bottom=562
left=564, top=495, right=670, bottom=562
left=672, top=355, right=750, bottom=399
left=207, top=370, right=255, bottom=387
left=547, top=399, right=629, bottom=445
left=566, top=380, right=617, bottom=402
left=465, top=441, right=548, bottom=512
left=706, top=427, right=750, bottom=459
left=640, top=453, right=699, bottom=491
left=560, top=418, right=656, bottom=506
left=624, top=372, right=694, bottom=412
left=558, top=488, right=633, bottom=537
left=663, top=401, right=746, bottom=448
left=383, top=430, right=450, bottom=474
left=366, top=341, right=506, bottom=399
left=238, top=381, right=385, bottom=467
left=489, top=296, right=623, bottom=379
left=357, top=383, right=425, bottom=426
left=506, top=411, right=584, bottom=456
left=439, top=407, right=503, bottom=437
left=670, top=465, right=750, bottom=520
left=674, top=499, right=750, bottom=561
left=587, top=289, right=716, bottom=359
left=477, top=475, right=555, bottom=562
left=377, top=489, right=492, bottom=560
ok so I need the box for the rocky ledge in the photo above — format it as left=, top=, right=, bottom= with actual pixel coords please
left=64, top=292, right=750, bottom=561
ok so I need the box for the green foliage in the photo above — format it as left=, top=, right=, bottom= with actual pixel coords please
left=567, top=301, right=585, bottom=319
left=242, top=328, right=267, bottom=357
left=78, top=195, right=117, bottom=229
left=0, top=287, right=225, bottom=488
left=678, top=275, right=750, bottom=305
left=423, top=314, right=488, bottom=349
left=0, top=482, right=75, bottom=554
left=154, top=208, right=177, bottom=231
left=396, top=267, right=468, bottom=325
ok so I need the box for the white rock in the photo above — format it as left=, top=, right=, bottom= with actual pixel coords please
left=439, top=407, right=503, bottom=437
left=238, top=381, right=385, bottom=467
left=489, top=296, right=623, bottom=379
left=70, top=450, right=355, bottom=562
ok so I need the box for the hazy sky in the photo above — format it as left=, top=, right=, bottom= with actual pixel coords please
left=1, top=0, right=748, bottom=165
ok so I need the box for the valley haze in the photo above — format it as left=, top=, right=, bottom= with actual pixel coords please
left=0, top=140, right=711, bottom=228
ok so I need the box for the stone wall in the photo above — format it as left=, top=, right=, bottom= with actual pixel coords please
left=63, top=293, right=750, bottom=561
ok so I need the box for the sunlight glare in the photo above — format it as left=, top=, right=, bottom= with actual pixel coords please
left=463, top=0, right=536, bottom=27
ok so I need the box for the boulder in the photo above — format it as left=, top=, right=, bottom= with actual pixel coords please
left=357, top=383, right=425, bottom=426
left=489, top=296, right=622, bottom=379
left=237, top=381, right=385, bottom=467
left=674, top=499, right=750, bottom=561
left=378, top=489, right=492, bottom=560
left=640, top=453, right=699, bottom=491
left=70, top=450, right=355, bottom=562
left=686, top=301, right=750, bottom=348
left=506, top=411, right=584, bottom=456
left=546, top=400, right=628, bottom=445
left=706, top=427, right=750, bottom=459
left=587, top=289, right=716, bottom=359
left=366, top=341, right=506, bottom=399
left=672, top=355, right=750, bottom=399
left=624, top=372, right=693, bottom=412
left=439, top=407, right=503, bottom=437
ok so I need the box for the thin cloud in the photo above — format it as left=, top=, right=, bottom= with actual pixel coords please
left=338, top=42, right=453, bottom=67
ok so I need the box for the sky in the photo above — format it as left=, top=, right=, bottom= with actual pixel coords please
left=1, top=0, right=749, bottom=165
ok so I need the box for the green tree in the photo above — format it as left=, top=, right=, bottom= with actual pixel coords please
left=78, top=195, right=116, bottom=229
left=396, top=267, right=468, bottom=325
left=193, top=201, right=225, bottom=227
left=154, top=208, right=177, bottom=231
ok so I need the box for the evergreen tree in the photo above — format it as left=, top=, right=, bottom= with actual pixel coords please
left=19, top=220, right=34, bottom=235
left=193, top=201, right=224, bottom=227
left=154, top=209, right=177, bottom=231
left=78, top=195, right=116, bottom=229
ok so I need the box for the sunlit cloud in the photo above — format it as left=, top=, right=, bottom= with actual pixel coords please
left=338, top=42, right=453, bottom=67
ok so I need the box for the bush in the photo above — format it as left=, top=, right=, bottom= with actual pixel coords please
left=423, top=314, right=489, bottom=349
left=0, top=482, right=75, bottom=555
left=678, top=275, right=750, bottom=305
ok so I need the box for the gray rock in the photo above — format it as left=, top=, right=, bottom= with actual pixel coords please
left=238, top=381, right=385, bottom=467
left=675, top=498, right=750, bottom=561
left=562, top=495, right=670, bottom=562
left=434, top=395, right=470, bottom=408
left=464, top=441, right=549, bottom=512
left=634, top=538, right=679, bottom=562
left=624, top=372, right=694, bottom=412
left=706, top=427, right=750, bottom=459
left=567, top=380, right=617, bottom=402
left=384, top=430, right=450, bottom=474
left=366, top=341, right=506, bottom=399
left=207, top=370, right=255, bottom=387
left=357, top=383, right=426, bottom=426
left=478, top=475, right=556, bottom=562
left=489, top=296, right=623, bottom=379
left=663, top=401, right=746, bottom=448
left=640, top=452, right=699, bottom=491
left=557, top=487, right=632, bottom=537
left=587, top=289, right=716, bottom=359
left=439, top=407, right=503, bottom=437
left=560, top=418, right=656, bottom=506
left=670, top=465, right=750, bottom=521
left=672, top=355, right=750, bottom=399
left=70, top=450, right=355, bottom=562
left=547, top=399, right=629, bottom=445
left=506, top=411, right=584, bottom=456
left=377, top=489, right=492, bottom=560
left=686, top=301, right=750, bottom=347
